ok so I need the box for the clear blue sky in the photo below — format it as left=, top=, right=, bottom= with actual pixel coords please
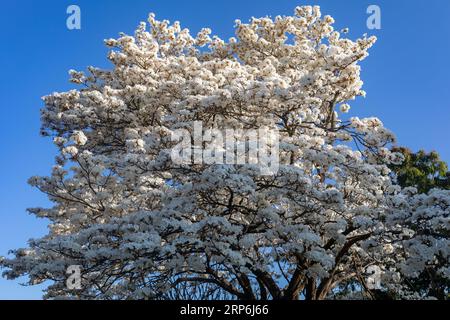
left=0, top=0, right=449, bottom=299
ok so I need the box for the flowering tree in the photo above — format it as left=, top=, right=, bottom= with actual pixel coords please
left=1, top=6, right=449, bottom=300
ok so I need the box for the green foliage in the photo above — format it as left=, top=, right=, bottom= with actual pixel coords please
left=390, top=147, right=450, bottom=193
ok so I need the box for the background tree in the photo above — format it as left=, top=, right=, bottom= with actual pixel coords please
left=1, top=6, right=449, bottom=300
left=390, top=147, right=450, bottom=193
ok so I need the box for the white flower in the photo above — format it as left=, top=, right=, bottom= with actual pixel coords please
left=53, top=136, right=67, bottom=146
left=340, top=103, right=351, bottom=113
left=62, top=146, right=78, bottom=157
left=383, top=244, right=394, bottom=254
left=71, top=130, right=88, bottom=146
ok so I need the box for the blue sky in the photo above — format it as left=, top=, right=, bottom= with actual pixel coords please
left=0, top=0, right=449, bottom=299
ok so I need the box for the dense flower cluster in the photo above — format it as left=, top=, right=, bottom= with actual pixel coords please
left=1, top=6, right=448, bottom=300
